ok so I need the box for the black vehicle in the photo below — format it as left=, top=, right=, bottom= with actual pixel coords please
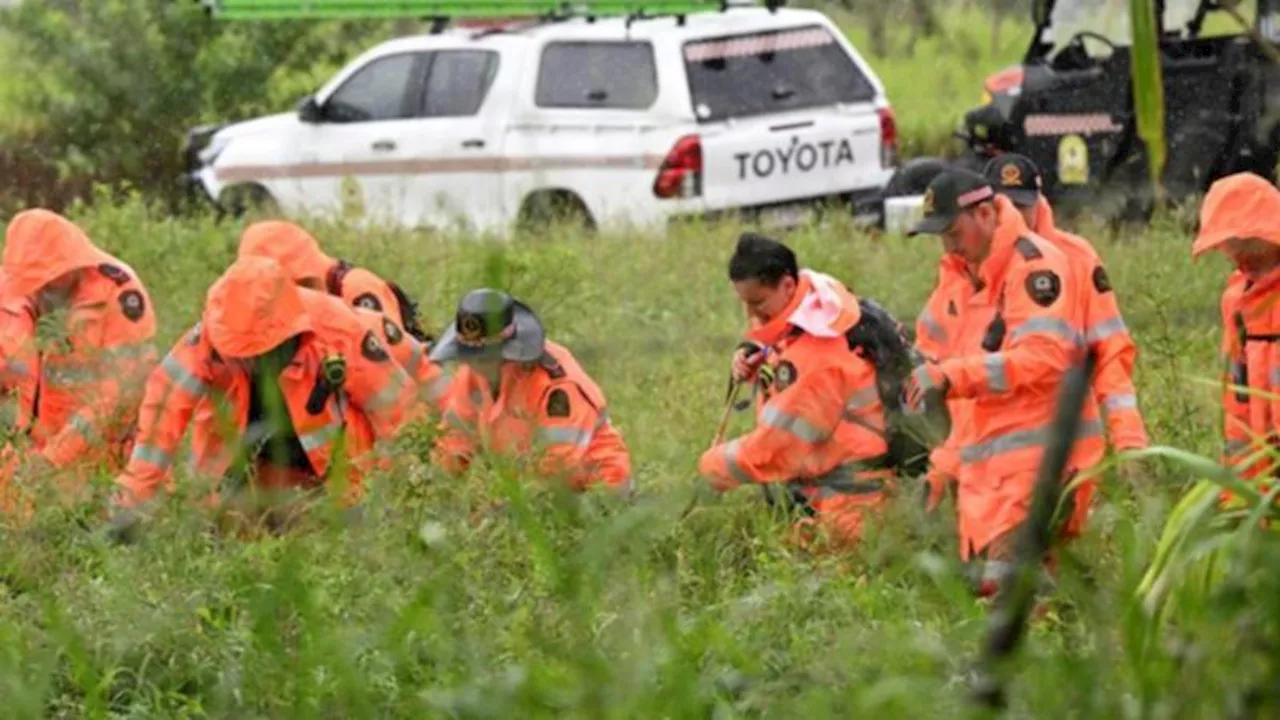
left=882, top=0, right=1280, bottom=222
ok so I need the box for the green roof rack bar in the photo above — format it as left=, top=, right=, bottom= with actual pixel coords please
left=197, top=0, right=749, bottom=19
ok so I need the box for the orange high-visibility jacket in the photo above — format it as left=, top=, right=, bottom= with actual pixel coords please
left=1218, top=268, right=1280, bottom=478
left=115, top=278, right=416, bottom=508
left=918, top=196, right=1104, bottom=558
left=699, top=270, right=892, bottom=543
left=432, top=340, right=633, bottom=492
left=1191, top=173, right=1280, bottom=481
left=1032, top=197, right=1149, bottom=450
left=0, top=210, right=157, bottom=471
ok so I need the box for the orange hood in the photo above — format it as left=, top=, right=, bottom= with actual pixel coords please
left=2, top=209, right=112, bottom=298
left=1192, top=173, right=1280, bottom=258
left=204, top=255, right=312, bottom=358
left=237, top=221, right=335, bottom=285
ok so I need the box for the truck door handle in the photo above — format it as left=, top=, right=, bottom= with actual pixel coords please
left=461, top=138, right=485, bottom=149
left=371, top=139, right=396, bottom=151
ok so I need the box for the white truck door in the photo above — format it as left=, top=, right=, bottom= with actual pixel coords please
left=292, top=51, right=426, bottom=225
left=388, top=48, right=508, bottom=235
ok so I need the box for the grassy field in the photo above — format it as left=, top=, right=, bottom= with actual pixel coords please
left=1, top=195, right=1275, bottom=718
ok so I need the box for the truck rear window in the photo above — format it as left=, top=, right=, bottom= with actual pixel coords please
left=536, top=41, right=658, bottom=110
left=683, top=26, right=876, bottom=123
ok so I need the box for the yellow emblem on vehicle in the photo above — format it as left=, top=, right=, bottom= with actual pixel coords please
left=1058, top=134, right=1089, bottom=185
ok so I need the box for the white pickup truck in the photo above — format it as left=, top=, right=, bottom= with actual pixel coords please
left=184, top=4, right=899, bottom=236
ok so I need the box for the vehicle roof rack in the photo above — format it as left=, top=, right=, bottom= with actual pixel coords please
left=194, top=0, right=772, bottom=20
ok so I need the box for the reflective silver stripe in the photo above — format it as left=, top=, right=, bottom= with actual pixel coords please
left=539, top=426, right=593, bottom=448
left=68, top=414, right=95, bottom=437
left=1103, top=393, right=1138, bottom=411
left=424, top=369, right=454, bottom=403
left=1270, top=367, right=1280, bottom=386
left=365, top=373, right=406, bottom=412
left=912, top=364, right=938, bottom=393
left=761, top=405, right=827, bottom=443
left=844, top=386, right=879, bottom=414
left=722, top=438, right=753, bottom=485
left=406, top=341, right=424, bottom=378
left=960, top=417, right=1105, bottom=464
left=813, top=463, right=887, bottom=498
left=1011, top=317, right=1082, bottom=345
left=1085, top=316, right=1128, bottom=344
left=2, top=359, right=31, bottom=379
left=299, top=418, right=344, bottom=452
left=43, top=364, right=98, bottom=386
left=1225, top=439, right=1250, bottom=456
left=161, top=354, right=208, bottom=397
left=130, top=443, right=173, bottom=469
left=985, top=353, right=1009, bottom=393
left=918, top=309, right=947, bottom=344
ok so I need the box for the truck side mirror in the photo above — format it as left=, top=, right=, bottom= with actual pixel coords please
left=1032, top=0, right=1050, bottom=25
left=297, top=95, right=324, bottom=124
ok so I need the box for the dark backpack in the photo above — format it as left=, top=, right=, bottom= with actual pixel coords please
left=844, top=298, right=950, bottom=478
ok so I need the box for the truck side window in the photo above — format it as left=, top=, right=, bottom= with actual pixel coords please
left=419, top=50, right=500, bottom=117
left=535, top=41, right=658, bottom=110
left=324, top=53, right=420, bottom=123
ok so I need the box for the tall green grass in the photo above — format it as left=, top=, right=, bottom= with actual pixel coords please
left=0, top=194, right=1276, bottom=716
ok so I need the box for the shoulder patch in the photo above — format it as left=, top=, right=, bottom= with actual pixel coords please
left=98, top=264, right=131, bottom=286
left=382, top=318, right=403, bottom=346
left=1092, top=265, right=1112, bottom=294
left=546, top=388, right=571, bottom=418
left=1025, top=270, right=1062, bottom=307
left=353, top=292, right=382, bottom=313
left=119, top=290, right=146, bottom=322
left=774, top=360, right=798, bottom=391
left=361, top=331, right=389, bottom=362
left=1014, top=236, right=1043, bottom=261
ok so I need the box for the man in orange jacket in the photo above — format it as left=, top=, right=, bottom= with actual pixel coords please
left=0, top=209, right=157, bottom=512
left=429, top=288, right=633, bottom=494
left=698, top=233, right=894, bottom=547
left=109, top=255, right=417, bottom=532
left=905, top=168, right=1105, bottom=596
left=236, top=221, right=446, bottom=408
left=238, top=220, right=431, bottom=344
left=1190, top=172, right=1280, bottom=487
left=985, top=154, right=1150, bottom=454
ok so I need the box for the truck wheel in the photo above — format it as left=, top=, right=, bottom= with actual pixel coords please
left=517, top=191, right=596, bottom=235
left=218, top=184, right=279, bottom=219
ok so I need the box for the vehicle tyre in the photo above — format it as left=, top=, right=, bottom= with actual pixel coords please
left=218, top=184, right=280, bottom=220
left=517, top=190, right=596, bottom=235
left=882, top=157, right=951, bottom=198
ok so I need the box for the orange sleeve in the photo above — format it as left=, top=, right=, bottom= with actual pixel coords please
left=943, top=259, right=1078, bottom=400
left=343, top=330, right=416, bottom=440
left=41, top=289, right=158, bottom=468
left=113, top=326, right=213, bottom=508
left=915, top=287, right=951, bottom=361
left=1084, top=262, right=1149, bottom=450
left=535, top=383, right=613, bottom=489
left=698, top=365, right=847, bottom=486
left=431, top=373, right=478, bottom=474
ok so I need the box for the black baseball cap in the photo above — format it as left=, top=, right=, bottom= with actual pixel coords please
left=908, top=168, right=997, bottom=236
left=983, top=153, right=1042, bottom=209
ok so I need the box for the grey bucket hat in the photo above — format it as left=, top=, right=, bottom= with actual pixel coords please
left=428, top=288, right=546, bottom=364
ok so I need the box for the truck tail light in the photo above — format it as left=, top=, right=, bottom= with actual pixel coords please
left=653, top=134, right=702, bottom=199
left=878, top=107, right=898, bottom=169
